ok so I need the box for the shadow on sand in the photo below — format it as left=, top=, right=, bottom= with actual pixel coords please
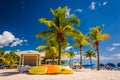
left=0, top=70, right=21, bottom=76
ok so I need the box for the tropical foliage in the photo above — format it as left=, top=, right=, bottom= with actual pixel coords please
left=36, top=38, right=72, bottom=64
left=84, top=49, right=96, bottom=68
left=67, top=52, right=75, bottom=67
left=36, top=6, right=110, bottom=71
left=72, top=30, right=89, bottom=69
left=0, top=50, right=19, bottom=68
left=36, top=6, right=80, bottom=65
left=88, top=24, right=110, bottom=70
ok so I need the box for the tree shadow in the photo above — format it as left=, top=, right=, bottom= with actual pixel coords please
left=0, top=71, right=21, bottom=76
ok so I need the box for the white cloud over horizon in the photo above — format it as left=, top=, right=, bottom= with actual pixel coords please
left=112, top=53, right=120, bottom=58
left=0, top=31, right=27, bottom=48
left=62, top=53, right=120, bottom=64
left=17, top=50, right=39, bottom=53
left=100, top=54, right=120, bottom=64
left=100, top=56, right=114, bottom=61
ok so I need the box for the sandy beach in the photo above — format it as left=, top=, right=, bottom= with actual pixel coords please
left=0, top=69, right=120, bottom=80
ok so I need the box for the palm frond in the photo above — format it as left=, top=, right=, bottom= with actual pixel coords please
left=84, top=49, right=96, bottom=58
left=67, top=14, right=80, bottom=26
left=99, top=33, right=110, bottom=41
left=36, top=31, right=54, bottom=38
left=36, top=46, right=47, bottom=50
left=39, top=18, right=59, bottom=30
left=60, top=25, right=74, bottom=33
left=72, top=43, right=79, bottom=48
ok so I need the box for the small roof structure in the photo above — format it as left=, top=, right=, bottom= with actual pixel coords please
left=15, top=51, right=45, bottom=66
left=15, top=51, right=45, bottom=57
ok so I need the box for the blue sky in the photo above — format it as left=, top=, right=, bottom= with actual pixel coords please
left=0, top=0, right=120, bottom=65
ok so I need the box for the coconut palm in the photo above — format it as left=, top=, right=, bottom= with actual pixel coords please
left=36, top=38, right=71, bottom=64
left=67, top=52, right=75, bottom=67
left=9, top=51, right=20, bottom=65
left=36, top=45, right=58, bottom=64
left=84, top=49, right=96, bottom=68
left=72, top=30, right=89, bottom=69
left=88, top=24, right=110, bottom=70
left=36, top=6, right=80, bottom=65
left=0, top=50, right=10, bottom=65
left=0, top=50, right=5, bottom=64
left=0, top=50, right=19, bottom=68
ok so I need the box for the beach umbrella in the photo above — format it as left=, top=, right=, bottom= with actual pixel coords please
left=117, top=63, right=120, bottom=67
left=91, top=64, right=95, bottom=67
left=107, top=63, right=116, bottom=67
left=83, top=64, right=87, bottom=67
left=100, top=63, right=104, bottom=67
left=0, top=63, right=4, bottom=66
left=83, top=64, right=91, bottom=68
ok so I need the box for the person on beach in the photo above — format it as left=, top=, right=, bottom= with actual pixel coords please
left=104, top=64, right=108, bottom=70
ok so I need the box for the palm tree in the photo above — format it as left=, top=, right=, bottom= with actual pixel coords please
left=0, top=50, right=9, bottom=65
left=9, top=51, right=20, bottom=65
left=36, top=45, right=58, bottom=64
left=36, top=38, right=71, bottom=64
left=72, top=30, right=89, bottom=69
left=88, top=24, right=110, bottom=70
left=36, top=6, right=80, bottom=65
left=84, top=49, right=96, bottom=68
left=0, top=50, right=19, bottom=68
left=0, top=50, right=5, bottom=64
left=67, top=52, right=75, bottom=67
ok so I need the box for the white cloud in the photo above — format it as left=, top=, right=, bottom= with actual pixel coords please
left=61, top=56, right=69, bottom=61
left=74, top=51, right=79, bottom=54
left=112, top=43, right=120, bottom=46
left=5, top=50, right=11, bottom=54
left=75, top=9, right=83, bottom=13
left=16, top=49, right=20, bottom=52
left=103, top=1, right=108, bottom=6
left=65, top=8, right=71, bottom=18
left=0, top=31, right=27, bottom=48
left=62, top=53, right=120, bottom=64
left=89, top=2, right=96, bottom=10
left=65, top=46, right=72, bottom=51
left=11, top=38, right=23, bottom=47
left=100, top=54, right=120, bottom=63
left=24, top=40, right=28, bottom=42
left=106, top=47, right=116, bottom=51
left=73, top=54, right=80, bottom=59
left=17, top=50, right=39, bottom=53
left=112, top=53, right=120, bottom=58
left=100, top=56, right=113, bottom=61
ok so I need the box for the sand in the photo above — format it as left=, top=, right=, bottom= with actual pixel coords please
left=0, top=69, right=120, bottom=80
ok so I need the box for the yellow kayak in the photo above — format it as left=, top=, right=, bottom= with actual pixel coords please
left=29, top=65, right=73, bottom=74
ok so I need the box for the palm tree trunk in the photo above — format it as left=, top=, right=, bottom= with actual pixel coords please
left=79, top=45, right=82, bottom=69
left=58, top=41, right=61, bottom=65
left=90, top=57, right=92, bottom=69
left=69, top=58, right=71, bottom=67
left=52, top=56, right=54, bottom=65
left=96, top=41, right=100, bottom=70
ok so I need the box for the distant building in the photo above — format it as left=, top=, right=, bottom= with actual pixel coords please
left=15, top=52, right=45, bottom=66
